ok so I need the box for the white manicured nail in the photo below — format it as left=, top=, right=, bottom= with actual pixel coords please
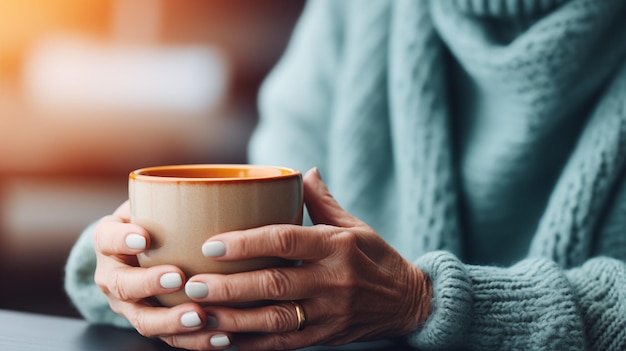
left=202, top=241, right=226, bottom=257
left=180, top=311, right=202, bottom=328
left=185, top=281, right=209, bottom=298
left=125, top=234, right=146, bottom=250
left=160, top=273, right=182, bottom=289
left=210, top=334, right=230, bottom=347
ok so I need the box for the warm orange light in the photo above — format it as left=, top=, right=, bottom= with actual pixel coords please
left=0, top=0, right=108, bottom=74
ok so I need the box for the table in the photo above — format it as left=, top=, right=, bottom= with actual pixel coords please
left=0, top=309, right=414, bottom=351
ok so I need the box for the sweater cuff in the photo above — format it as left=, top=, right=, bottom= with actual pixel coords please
left=408, top=251, right=473, bottom=350
left=64, top=221, right=132, bottom=328
left=410, top=253, right=586, bottom=350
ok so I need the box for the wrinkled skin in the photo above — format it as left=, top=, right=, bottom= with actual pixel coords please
left=94, top=168, right=432, bottom=350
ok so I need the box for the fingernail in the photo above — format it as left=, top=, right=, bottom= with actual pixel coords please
left=202, top=241, right=226, bottom=257
left=160, top=273, right=182, bottom=289
left=125, top=233, right=146, bottom=250
left=314, top=166, right=323, bottom=180
left=185, top=281, right=209, bottom=298
left=180, top=311, right=202, bottom=328
left=210, top=334, right=230, bottom=347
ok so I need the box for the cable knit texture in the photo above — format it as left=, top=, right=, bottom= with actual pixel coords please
left=64, top=0, right=626, bottom=350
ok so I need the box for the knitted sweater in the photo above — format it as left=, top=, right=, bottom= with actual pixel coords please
left=65, top=0, right=626, bottom=350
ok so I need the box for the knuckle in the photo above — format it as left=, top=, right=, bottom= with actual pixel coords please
left=333, top=230, right=358, bottom=250
left=128, top=311, right=153, bottom=337
left=220, top=312, right=242, bottom=331
left=269, top=226, right=298, bottom=256
left=264, top=305, right=294, bottom=332
left=108, top=273, right=130, bottom=301
left=217, top=278, right=240, bottom=302
left=237, top=234, right=252, bottom=257
left=260, top=268, right=290, bottom=299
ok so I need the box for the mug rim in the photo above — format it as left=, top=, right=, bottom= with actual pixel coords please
left=129, top=164, right=301, bottom=182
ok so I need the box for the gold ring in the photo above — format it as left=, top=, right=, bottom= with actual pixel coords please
left=291, top=301, right=306, bottom=332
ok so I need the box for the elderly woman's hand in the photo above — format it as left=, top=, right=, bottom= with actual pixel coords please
left=180, top=168, right=433, bottom=351
left=93, top=201, right=236, bottom=350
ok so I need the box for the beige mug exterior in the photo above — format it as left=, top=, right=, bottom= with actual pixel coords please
left=129, top=164, right=303, bottom=306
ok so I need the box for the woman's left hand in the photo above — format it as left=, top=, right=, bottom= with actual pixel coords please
left=177, top=168, right=432, bottom=351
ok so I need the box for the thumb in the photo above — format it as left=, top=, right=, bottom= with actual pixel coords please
left=303, top=168, right=359, bottom=227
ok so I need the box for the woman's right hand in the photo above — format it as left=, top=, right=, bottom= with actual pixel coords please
left=93, top=200, right=234, bottom=350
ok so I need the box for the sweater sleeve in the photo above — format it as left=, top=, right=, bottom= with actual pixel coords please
left=410, top=251, right=626, bottom=350
left=247, top=0, right=342, bottom=173
left=64, top=222, right=131, bottom=328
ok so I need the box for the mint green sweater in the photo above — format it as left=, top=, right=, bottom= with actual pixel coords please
left=65, top=0, right=626, bottom=349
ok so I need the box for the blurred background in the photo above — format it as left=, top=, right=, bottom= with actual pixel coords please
left=0, top=0, right=304, bottom=318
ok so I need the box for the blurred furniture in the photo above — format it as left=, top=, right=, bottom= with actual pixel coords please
left=0, top=0, right=304, bottom=318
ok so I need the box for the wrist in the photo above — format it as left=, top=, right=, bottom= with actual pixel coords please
left=416, top=269, right=433, bottom=326
left=399, top=264, right=433, bottom=335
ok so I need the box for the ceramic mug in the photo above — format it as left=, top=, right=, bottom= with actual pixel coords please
left=129, top=164, right=303, bottom=306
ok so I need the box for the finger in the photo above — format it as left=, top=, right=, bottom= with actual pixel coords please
left=234, top=331, right=321, bottom=351
left=304, top=168, right=388, bottom=261
left=204, top=300, right=313, bottom=334
left=161, top=330, right=234, bottom=351
left=204, top=224, right=332, bottom=261
left=111, top=301, right=208, bottom=338
left=303, top=167, right=361, bottom=227
left=98, top=264, right=186, bottom=301
left=185, top=266, right=321, bottom=303
left=94, top=215, right=151, bottom=255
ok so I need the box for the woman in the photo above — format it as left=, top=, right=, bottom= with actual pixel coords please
left=65, top=0, right=626, bottom=350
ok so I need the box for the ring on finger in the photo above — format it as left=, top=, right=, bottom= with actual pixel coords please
left=290, top=300, right=306, bottom=332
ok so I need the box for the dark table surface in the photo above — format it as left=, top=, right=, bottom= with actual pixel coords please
left=0, top=309, right=415, bottom=351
